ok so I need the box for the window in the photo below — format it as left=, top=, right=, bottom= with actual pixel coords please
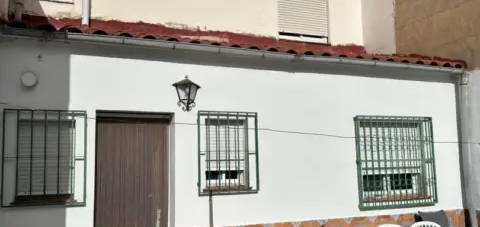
left=1, top=109, right=87, bottom=207
left=278, top=0, right=329, bottom=43
left=354, top=116, right=437, bottom=210
left=197, top=111, right=259, bottom=195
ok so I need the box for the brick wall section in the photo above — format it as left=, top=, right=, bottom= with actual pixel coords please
left=229, top=209, right=466, bottom=227
left=394, top=0, right=480, bottom=69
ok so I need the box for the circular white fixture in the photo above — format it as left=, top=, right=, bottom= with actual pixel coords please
left=20, top=71, right=38, bottom=87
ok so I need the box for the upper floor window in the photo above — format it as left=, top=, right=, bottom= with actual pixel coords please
left=278, top=0, right=329, bottom=43
left=354, top=116, right=437, bottom=210
left=1, top=109, right=87, bottom=207
left=197, top=111, right=259, bottom=195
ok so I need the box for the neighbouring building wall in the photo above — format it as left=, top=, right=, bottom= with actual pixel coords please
left=328, top=0, right=363, bottom=45
left=459, top=70, right=480, bottom=227
left=0, top=38, right=464, bottom=227
left=395, top=0, right=480, bottom=68
left=20, top=0, right=82, bottom=19
left=361, top=0, right=396, bottom=54
left=93, top=0, right=364, bottom=45
left=18, top=0, right=364, bottom=45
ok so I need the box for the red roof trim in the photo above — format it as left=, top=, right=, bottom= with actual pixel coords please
left=7, top=14, right=467, bottom=69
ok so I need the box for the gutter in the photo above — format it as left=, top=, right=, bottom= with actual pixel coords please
left=0, top=26, right=465, bottom=75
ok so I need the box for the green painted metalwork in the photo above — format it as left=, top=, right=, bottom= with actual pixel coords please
left=1, top=109, right=87, bottom=207
left=197, top=111, right=259, bottom=196
left=354, top=115, right=437, bottom=210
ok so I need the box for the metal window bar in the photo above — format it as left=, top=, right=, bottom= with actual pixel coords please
left=1, top=109, right=87, bottom=207
left=354, top=116, right=437, bottom=210
left=198, top=111, right=259, bottom=196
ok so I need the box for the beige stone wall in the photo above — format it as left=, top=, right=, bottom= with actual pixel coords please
left=395, top=0, right=480, bottom=68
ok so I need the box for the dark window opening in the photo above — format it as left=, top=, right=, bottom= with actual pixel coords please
left=363, top=175, right=384, bottom=192
left=390, top=174, right=413, bottom=190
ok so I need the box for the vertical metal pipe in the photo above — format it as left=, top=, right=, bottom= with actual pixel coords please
left=197, top=113, right=202, bottom=194
left=428, top=118, right=438, bottom=202
left=57, top=111, right=61, bottom=195
left=367, top=119, right=375, bottom=206
left=244, top=115, right=250, bottom=188
left=13, top=0, right=24, bottom=22
left=234, top=112, right=239, bottom=188
left=1, top=110, right=7, bottom=206
left=209, top=190, right=213, bottom=227
left=82, top=113, right=87, bottom=204
left=225, top=114, right=230, bottom=189
left=215, top=115, right=220, bottom=187
left=354, top=117, right=363, bottom=209
left=29, top=110, right=33, bottom=195
left=206, top=114, right=211, bottom=190
left=15, top=110, right=19, bottom=196
left=69, top=112, right=75, bottom=196
left=81, top=0, right=91, bottom=26
left=254, top=113, right=259, bottom=191
left=44, top=111, right=47, bottom=196
left=361, top=120, right=368, bottom=207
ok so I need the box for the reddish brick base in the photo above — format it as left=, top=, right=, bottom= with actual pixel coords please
left=230, top=209, right=466, bottom=227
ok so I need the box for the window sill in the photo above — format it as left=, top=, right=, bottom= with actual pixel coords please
left=278, top=34, right=329, bottom=45
left=203, top=185, right=252, bottom=192
left=12, top=194, right=75, bottom=206
left=364, top=194, right=432, bottom=203
left=40, top=0, right=74, bottom=4
left=200, top=185, right=258, bottom=196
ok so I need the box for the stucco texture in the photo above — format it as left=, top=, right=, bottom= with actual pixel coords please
left=395, top=0, right=480, bottom=68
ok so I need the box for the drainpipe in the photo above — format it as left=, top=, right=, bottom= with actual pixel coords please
left=13, top=0, right=23, bottom=22
left=81, top=0, right=90, bottom=26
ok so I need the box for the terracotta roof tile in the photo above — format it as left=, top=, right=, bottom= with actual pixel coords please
left=5, top=14, right=467, bottom=69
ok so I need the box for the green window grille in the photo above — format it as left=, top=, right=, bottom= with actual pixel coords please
left=1, top=109, right=87, bottom=207
left=354, top=116, right=437, bottom=210
left=197, top=111, right=259, bottom=195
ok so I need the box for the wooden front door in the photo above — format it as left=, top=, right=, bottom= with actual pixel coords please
left=95, top=116, right=168, bottom=227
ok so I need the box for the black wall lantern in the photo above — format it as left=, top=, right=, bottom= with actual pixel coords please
left=172, top=76, right=201, bottom=111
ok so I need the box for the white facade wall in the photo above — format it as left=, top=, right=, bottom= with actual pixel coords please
left=0, top=39, right=463, bottom=227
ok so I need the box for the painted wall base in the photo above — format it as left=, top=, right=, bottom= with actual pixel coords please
left=231, top=209, right=467, bottom=227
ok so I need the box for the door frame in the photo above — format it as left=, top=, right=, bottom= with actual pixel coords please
left=94, top=110, right=174, bottom=227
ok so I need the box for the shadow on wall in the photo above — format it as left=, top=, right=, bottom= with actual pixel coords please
left=0, top=2, right=70, bottom=227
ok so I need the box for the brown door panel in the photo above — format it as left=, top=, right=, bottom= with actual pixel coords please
left=95, top=119, right=168, bottom=227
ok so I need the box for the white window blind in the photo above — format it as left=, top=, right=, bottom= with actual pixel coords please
left=278, top=0, right=329, bottom=38
left=17, top=119, right=74, bottom=196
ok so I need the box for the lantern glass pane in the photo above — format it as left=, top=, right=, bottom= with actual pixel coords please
left=189, top=85, right=198, bottom=100
left=177, top=85, right=189, bottom=101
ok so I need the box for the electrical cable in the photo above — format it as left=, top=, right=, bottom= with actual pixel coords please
left=1, top=101, right=479, bottom=145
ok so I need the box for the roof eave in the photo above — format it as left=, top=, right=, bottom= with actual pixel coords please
left=0, top=26, right=465, bottom=75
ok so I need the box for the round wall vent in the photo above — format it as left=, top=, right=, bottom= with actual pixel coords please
left=20, top=71, right=38, bottom=88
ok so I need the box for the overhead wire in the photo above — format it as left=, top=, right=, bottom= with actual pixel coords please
left=1, top=101, right=479, bottom=145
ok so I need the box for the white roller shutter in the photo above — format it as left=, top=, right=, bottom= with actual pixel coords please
left=278, top=0, right=329, bottom=38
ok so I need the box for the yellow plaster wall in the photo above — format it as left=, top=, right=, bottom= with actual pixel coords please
left=395, top=0, right=480, bottom=68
